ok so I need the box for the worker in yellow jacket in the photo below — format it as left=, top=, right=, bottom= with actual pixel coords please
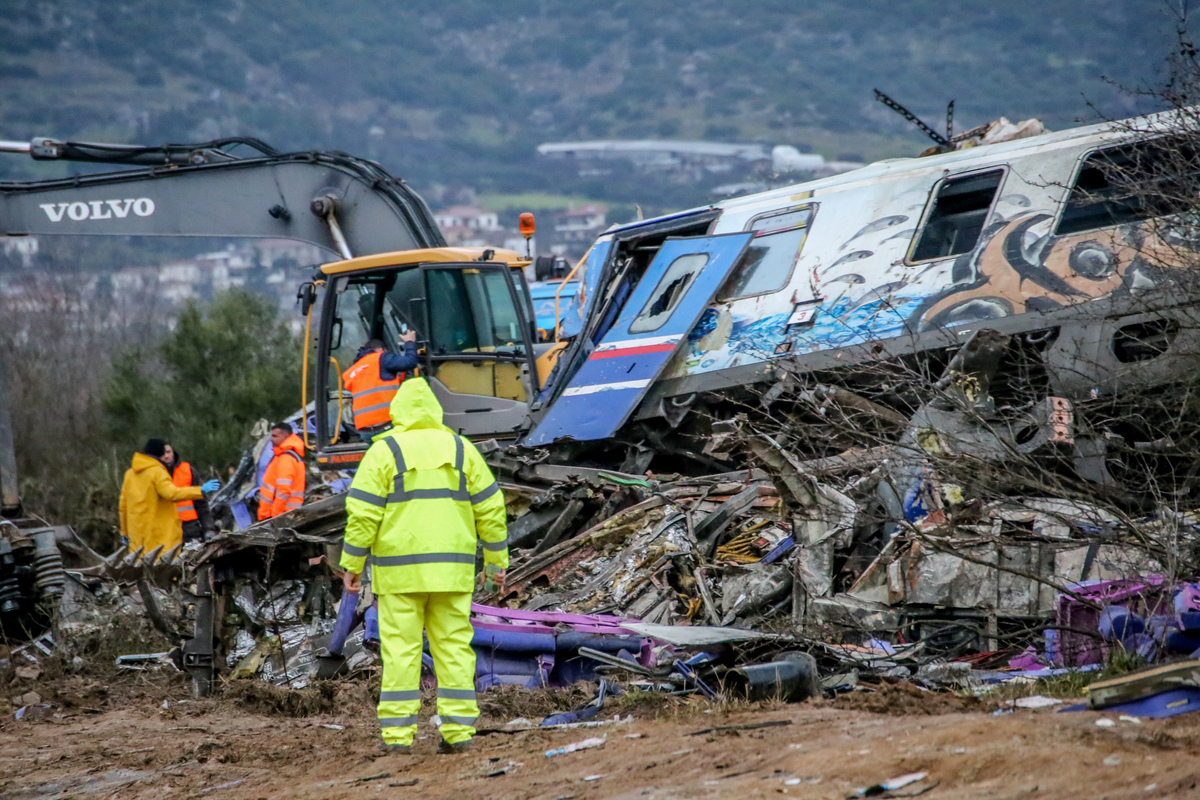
left=340, top=378, right=507, bottom=755
left=119, top=439, right=220, bottom=555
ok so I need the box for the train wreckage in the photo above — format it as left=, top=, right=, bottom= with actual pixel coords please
left=7, top=108, right=1200, bottom=705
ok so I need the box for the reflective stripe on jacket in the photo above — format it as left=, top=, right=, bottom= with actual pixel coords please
left=258, top=434, right=306, bottom=520
left=343, top=351, right=403, bottom=430
left=172, top=461, right=198, bottom=522
left=340, top=378, right=508, bottom=594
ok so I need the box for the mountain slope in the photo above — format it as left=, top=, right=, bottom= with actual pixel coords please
left=0, top=0, right=1179, bottom=208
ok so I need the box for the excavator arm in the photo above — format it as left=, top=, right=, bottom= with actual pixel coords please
left=0, top=135, right=449, bottom=517
left=0, top=137, right=445, bottom=258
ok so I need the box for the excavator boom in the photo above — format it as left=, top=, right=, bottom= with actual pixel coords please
left=0, top=137, right=445, bottom=258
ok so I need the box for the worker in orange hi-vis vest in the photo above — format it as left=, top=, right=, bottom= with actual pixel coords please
left=163, top=444, right=214, bottom=542
left=342, top=330, right=418, bottom=443
left=258, top=422, right=306, bottom=520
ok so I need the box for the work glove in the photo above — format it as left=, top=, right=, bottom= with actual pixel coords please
left=483, top=563, right=506, bottom=594
left=201, top=479, right=221, bottom=494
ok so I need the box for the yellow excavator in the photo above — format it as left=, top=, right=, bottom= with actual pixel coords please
left=301, top=243, right=572, bottom=468
left=0, top=136, right=571, bottom=469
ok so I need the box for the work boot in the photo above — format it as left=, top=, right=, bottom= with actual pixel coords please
left=437, top=738, right=473, bottom=755
left=381, top=743, right=412, bottom=755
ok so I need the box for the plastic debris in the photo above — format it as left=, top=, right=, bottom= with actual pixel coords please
left=545, top=735, right=606, bottom=758
left=1011, top=695, right=1063, bottom=709
left=114, top=652, right=175, bottom=671
left=855, top=771, right=929, bottom=796
left=13, top=704, right=52, bottom=720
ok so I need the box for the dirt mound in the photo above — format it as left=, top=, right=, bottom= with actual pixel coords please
left=221, top=679, right=337, bottom=717
left=476, top=682, right=594, bottom=722
left=830, top=681, right=983, bottom=715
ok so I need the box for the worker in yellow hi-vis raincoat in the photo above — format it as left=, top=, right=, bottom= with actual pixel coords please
left=340, top=377, right=507, bottom=755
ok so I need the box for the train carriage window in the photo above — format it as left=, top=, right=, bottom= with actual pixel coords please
left=720, top=205, right=814, bottom=300
left=910, top=169, right=1004, bottom=262
left=628, top=253, right=710, bottom=333
left=1056, top=139, right=1199, bottom=236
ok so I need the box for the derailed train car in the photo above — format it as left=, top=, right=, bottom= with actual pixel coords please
left=524, top=111, right=1200, bottom=497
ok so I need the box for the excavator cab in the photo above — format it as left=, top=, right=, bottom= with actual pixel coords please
left=313, top=247, right=540, bottom=468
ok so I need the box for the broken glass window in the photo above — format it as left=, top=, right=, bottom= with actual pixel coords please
left=628, top=253, right=709, bottom=333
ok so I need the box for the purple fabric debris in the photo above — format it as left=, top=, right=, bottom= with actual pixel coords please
left=363, top=603, right=380, bottom=652
left=1008, top=646, right=1041, bottom=671
left=327, top=589, right=361, bottom=657
left=1174, top=583, right=1200, bottom=615
left=467, top=603, right=648, bottom=689
left=1053, top=577, right=1172, bottom=666
left=865, top=638, right=897, bottom=655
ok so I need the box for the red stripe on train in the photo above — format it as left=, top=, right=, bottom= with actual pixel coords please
left=588, top=343, right=678, bottom=360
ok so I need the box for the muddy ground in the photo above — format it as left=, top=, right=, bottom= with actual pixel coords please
left=2, top=669, right=1200, bottom=800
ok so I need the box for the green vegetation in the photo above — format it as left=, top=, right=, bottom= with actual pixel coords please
left=102, top=291, right=302, bottom=470
left=1, top=289, right=299, bottom=551
left=477, top=193, right=606, bottom=212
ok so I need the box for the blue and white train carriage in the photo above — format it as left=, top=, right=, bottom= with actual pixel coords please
left=526, top=110, right=1200, bottom=456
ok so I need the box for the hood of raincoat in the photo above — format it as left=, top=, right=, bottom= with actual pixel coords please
left=131, top=451, right=167, bottom=474
left=274, top=432, right=305, bottom=458
left=389, top=377, right=449, bottom=433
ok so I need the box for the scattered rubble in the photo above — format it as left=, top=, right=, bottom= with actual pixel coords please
left=7, top=326, right=1200, bottom=725
left=126, top=413, right=1199, bottom=717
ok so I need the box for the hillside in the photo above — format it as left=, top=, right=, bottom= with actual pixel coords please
left=0, top=0, right=1181, bottom=212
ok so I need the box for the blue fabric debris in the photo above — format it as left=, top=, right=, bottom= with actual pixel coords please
left=1059, top=687, right=1200, bottom=719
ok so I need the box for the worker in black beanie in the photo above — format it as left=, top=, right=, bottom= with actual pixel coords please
left=118, top=437, right=219, bottom=555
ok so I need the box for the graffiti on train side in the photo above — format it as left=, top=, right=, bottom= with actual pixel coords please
left=910, top=214, right=1177, bottom=330
left=674, top=214, right=1186, bottom=378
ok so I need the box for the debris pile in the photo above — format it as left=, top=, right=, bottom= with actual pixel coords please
left=9, top=326, right=1200, bottom=717
left=146, top=390, right=1200, bottom=703
left=486, top=456, right=1195, bottom=677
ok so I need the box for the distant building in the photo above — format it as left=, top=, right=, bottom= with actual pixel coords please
left=111, top=266, right=163, bottom=298
left=433, top=205, right=500, bottom=233
left=537, top=140, right=861, bottom=181
left=0, top=236, right=311, bottom=322
left=538, top=141, right=769, bottom=177
left=195, top=246, right=253, bottom=272
left=546, top=205, right=608, bottom=261
left=556, top=205, right=607, bottom=239
left=158, top=261, right=203, bottom=303
left=770, top=146, right=862, bottom=177
left=253, top=238, right=328, bottom=269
